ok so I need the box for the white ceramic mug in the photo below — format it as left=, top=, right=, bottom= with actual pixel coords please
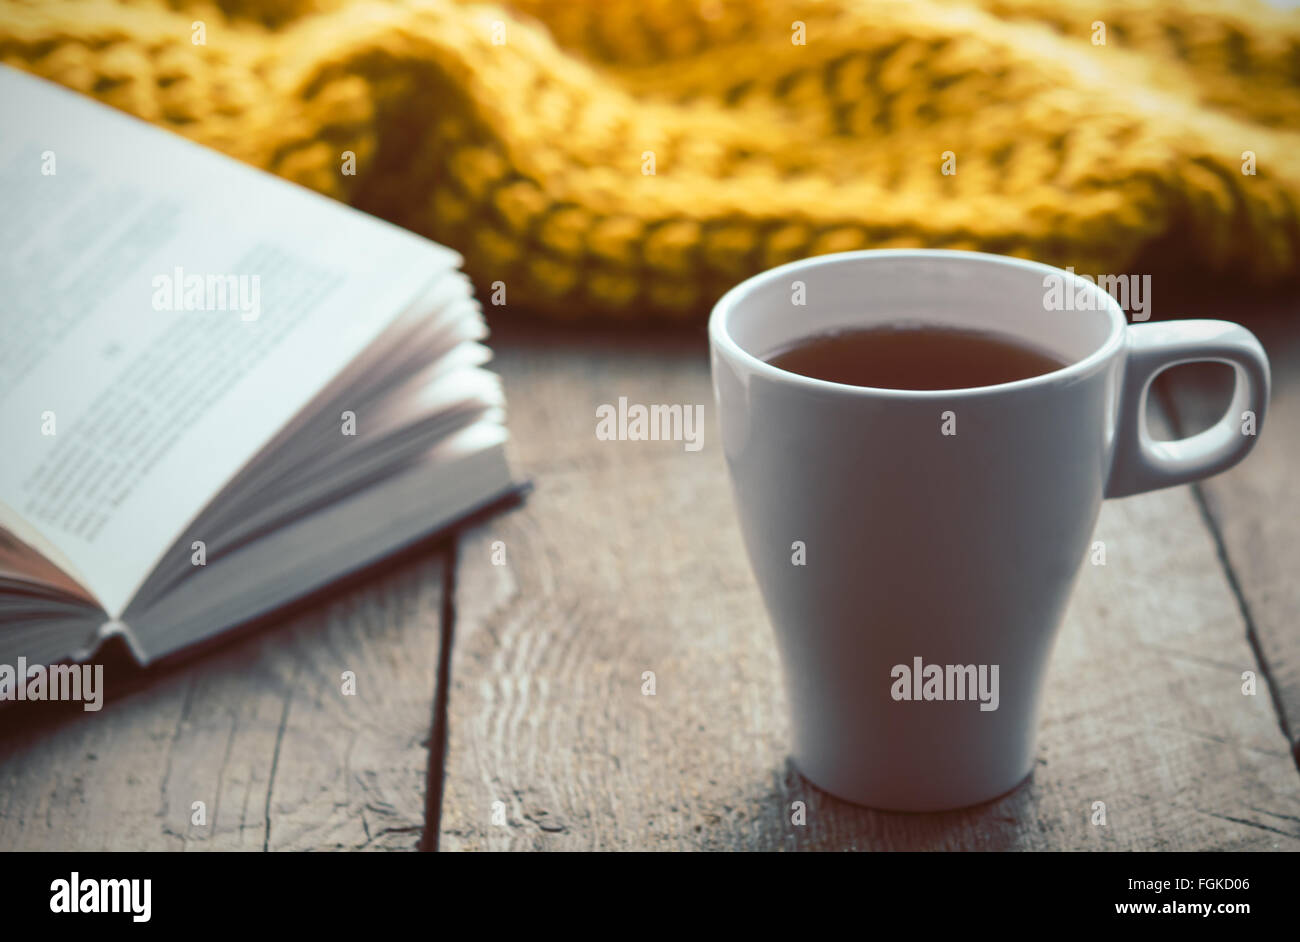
left=709, top=250, right=1270, bottom=811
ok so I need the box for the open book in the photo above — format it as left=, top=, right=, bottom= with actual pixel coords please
left=0, top=67, right=519, bottom=673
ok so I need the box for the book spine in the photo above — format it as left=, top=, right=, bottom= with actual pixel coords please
left=70, top=620, right=150, bottom=666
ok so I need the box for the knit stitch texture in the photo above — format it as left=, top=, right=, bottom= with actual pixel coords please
left=1, top=0, right=1297, bottom=320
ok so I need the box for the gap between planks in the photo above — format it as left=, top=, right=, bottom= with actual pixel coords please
left=420, top=533, right=459, bottom=852
left=1157, top=382, right=1297, bottom=770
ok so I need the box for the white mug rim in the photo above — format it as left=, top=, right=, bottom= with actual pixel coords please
left=708, top=249, right=1128, bottom=400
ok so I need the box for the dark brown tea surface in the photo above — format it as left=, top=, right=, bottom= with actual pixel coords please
left=765, top=324, right=1069, bottom=390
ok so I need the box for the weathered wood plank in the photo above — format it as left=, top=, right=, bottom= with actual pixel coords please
left=439, top=321, right=1300, bottom=851
left=1156, top=288, right=1300, bottom=763
left=0, top=549, right=448, bottom=851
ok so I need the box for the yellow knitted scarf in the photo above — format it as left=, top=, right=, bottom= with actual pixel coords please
left=2, top=0, right=1297, bottom=320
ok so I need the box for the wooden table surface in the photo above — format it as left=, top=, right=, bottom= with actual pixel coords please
left=2, top=289, right=1297, bottom=852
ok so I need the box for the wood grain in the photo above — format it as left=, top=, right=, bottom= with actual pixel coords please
left=0, top=549, right=448, bottom=851
left=1156, top=289, right=1300, bottom=763
left=438, top=321, right=1300, bottom=851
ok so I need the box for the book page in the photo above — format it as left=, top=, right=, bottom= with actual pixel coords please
left=0, top=67, right=462, bottom=617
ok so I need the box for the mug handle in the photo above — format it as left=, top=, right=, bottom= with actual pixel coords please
left=1106, top=320, right=1270, bottom=499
